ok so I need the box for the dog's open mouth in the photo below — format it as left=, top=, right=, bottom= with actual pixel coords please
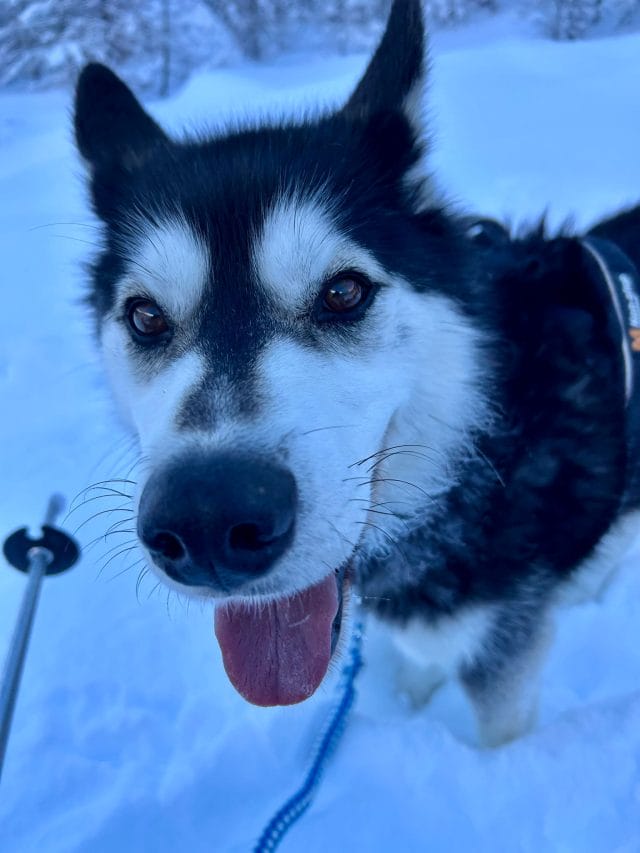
left=214, top=569, right=347, bottom=706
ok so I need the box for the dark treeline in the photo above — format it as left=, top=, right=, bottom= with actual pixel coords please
left=1, top=0, right=639, bottom=93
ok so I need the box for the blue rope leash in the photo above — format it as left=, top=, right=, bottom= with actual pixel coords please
left=253, top=615, right=365, bottom=853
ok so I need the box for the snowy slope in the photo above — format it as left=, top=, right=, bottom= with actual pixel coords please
left=1, top=15, right=640, bottom=852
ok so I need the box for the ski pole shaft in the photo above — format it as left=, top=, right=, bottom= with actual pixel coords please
left=0, top=495, right=67, bottom=780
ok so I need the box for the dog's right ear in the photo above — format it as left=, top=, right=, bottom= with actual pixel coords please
left=339, top=0, right=432, bottom=204
left=74, top=63, right=167, bottom=174
left=342, top=0, right=427, bottom=127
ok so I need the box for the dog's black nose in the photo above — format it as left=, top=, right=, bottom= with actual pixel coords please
left=137, top=452, right=297, bottom=590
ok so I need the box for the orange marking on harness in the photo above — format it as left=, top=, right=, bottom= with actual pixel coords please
left=630, top=328, right=640, bottom=352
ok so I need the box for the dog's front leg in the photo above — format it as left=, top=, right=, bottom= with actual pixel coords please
left=396, top=656, right=448, bottom=710
left=460, top=604, right=554, bottom=748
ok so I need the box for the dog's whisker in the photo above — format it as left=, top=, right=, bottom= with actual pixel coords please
left=82, top=514, right=138, bottom=552
left=78, top=499, right=134, bottom=519
left=348, top=443, right=440, bottom=469
left=368, top=498, right=414, bottom=511
left=369, top=477, right=435, bottom=501
left=348, top=497, right=404, bottom=519
left=342, top=475, right=435, bottom=502
left=349, top=497, right=395, bottom=514
left=97, top=536, right=138, bottom=561
left=421, top=411, right=504, bottom=487
left=300, top=424, right=358, bottom=437
left=349, top=496, right=416, bottom=520
left=104, top=514, right=138, bottom=534
left=29, top=220, right=101, bottom=232
left=359, top=507, right=412, bottom=531
left=69, top=478, right=137, bottom=508
left=64, top=491, right=134, bottom=522
left=126, top=454, right=150, bottom=481
left=135, top=567, right=150, bottom=602
left=99, top=545, right=140, bottom=578
left=106, top=556, right=146, bottom=585
left=147, top=582, right=162, bottom=601
left=326, top=520, right=359, bottom=556
left=82, top=526, right=135, bottom=553
left=425, top=410, right=478, bottom=438
left=78, top=487, right=134, bottom=502
left=74, top=477, right=137, bottom=493
left=354, top=520, right=409, bottom=566
left=48, top=234, right=99, bottom=247
left=72, top=505, right=135, bottom=537
left=107, top=441, right=142, bottom=480
left=475, top=446, right=506, bottom=488
left=85, top=431, right=138, bottom=477
left=365, top=448, right=442, bottom=474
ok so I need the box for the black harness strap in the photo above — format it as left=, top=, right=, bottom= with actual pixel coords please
left=582, top=236, right=640, bottom=511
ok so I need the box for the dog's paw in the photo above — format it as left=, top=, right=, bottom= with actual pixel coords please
left=396, top=657, right=447, bottom=710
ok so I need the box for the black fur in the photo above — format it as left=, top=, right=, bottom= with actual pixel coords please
left=345, top=0, right=426, bottom=119
left=589, top=206, right=640, bottom=271
left=356, top=226, right=636, bottom=620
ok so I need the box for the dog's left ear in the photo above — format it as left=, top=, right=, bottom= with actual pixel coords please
left=74, top=63, right=168, bottom=175
left=343, top=0, right=427, bottom=136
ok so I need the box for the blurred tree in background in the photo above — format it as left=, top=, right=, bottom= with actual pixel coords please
left=0, top=0, right=638, bottom=93
left=0, top=0, right=235, bottom=92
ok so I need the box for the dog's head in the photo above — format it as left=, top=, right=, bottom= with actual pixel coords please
left=74, top=0, right=491, bottom=705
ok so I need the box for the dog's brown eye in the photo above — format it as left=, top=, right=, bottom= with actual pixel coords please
left=127, top=299, right=169, bottom=339
left=323, top=276, right=369, bottom=314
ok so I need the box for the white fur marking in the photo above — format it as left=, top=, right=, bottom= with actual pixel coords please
left=556, top=510, right=640, bottom=606
left=120, top=217, right=209, bottom=321
left=100, top=319, right=206, bottom=450
left=400, top=75, right=442, bottom=211
left=468, top=638, right=551, bottom=748
left=391, top=605, right=495, bottom=676
left=254, top=195, right=388, bottom=309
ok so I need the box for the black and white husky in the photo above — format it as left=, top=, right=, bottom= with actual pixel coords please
left=74, top=0, right=640, bottom=745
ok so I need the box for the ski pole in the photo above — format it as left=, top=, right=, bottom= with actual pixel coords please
left=0, top=495, right=80, bottom=780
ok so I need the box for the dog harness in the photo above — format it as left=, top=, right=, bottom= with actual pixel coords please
left=581, top=237, right=640, bottom=512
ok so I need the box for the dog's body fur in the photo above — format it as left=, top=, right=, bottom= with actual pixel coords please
left=74, top=0, right=640, bottom=745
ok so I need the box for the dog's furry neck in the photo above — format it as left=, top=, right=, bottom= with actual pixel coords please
left=356, top=228, right=631, bottom=624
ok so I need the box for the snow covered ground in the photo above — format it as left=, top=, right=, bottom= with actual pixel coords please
left=1, top=12, right=640, bottom=851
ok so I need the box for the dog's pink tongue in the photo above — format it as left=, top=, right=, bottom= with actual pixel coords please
left=214, top=574, right=339, bottom=706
